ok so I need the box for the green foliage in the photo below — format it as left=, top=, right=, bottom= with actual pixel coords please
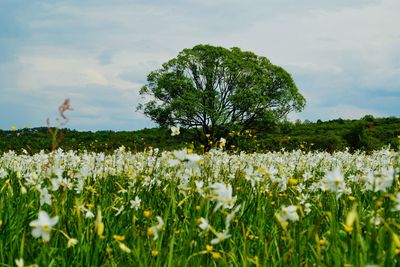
left=1, top=117, right=399, bottom=154
left=138, top=44, right=305, bottom=143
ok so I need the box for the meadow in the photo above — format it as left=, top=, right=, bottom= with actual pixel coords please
left=0, top=144, right=399, bottom=266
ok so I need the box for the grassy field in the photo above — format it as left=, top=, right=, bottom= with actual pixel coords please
left=1, top=146, right=399, bottom=266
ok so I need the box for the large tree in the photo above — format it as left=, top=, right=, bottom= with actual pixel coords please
left=138, top=44, right=305, bottom=141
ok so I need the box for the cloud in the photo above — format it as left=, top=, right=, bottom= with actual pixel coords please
left=0, top=0, right=399, bottom=131
left=97, top=50, right=115, bottom=65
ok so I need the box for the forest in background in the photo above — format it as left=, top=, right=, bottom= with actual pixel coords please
left=1, top=115, right=399, bottom=154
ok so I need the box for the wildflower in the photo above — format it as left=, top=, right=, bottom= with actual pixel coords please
left=195, top=180, right=205, bottom=196
left=39, top=188, right=52, bottom=206
left=277, top=205, right=299, bottom=222
left=209, top=182, right=236, bottom=212
left=10, top=125, right=17, bottom=131
left=219, top=138, right=226, bottom=148
left=374, top=168, right=395, bottom=192
left=148, top=216, right=164, bottom=240
left=325, top=167, right=345, bottom=196
left=393, top=193, right=400, bottom=211
left=67, top=238, right=79, bottom=248
left=197, top=217, right=210, bottom=231
left=151, top=249, right=159, bottom=257
left=170, top=126, right=180, bottom=136
left=0, top=168, right=8, bottom=179
left=304, top=203, right=312, bottom=214
left=20, top=186, right=27, bottom=194
left=211, top=252, right=222, bottom=260
left=86, top=210, right=95, bottom=218
left=144, top=210, right=152, bottom=218
left=29, top=211, right=59, bottom=242
left=225, top=204, right=241, bottom=229
left=370, top=216, right=381, bottom=226
left=173, top=149, right=188, bottom=161
left=128, top=197, right=141, bottom=211
left=80, top=206, right=95, bottom=219
left=211, top=230, right=231, bottom=245
left=205, top=245, right=213, bottom=252
left=15, top=258, right=24, bottom=267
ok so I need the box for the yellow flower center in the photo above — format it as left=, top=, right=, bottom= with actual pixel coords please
left=211, top=252, right=221, bottom=260
left=147, top=227, right=154, bottom=237
left=206, top=245, right=213, bottom=252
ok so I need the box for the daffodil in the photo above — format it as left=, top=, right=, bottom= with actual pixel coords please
left=15, top=258, right=24, bottom=267
left=197, top=217, right=210, bottom=231
left=130, top=196, right=141, bottom=210
left=67, top=238, right=79, bottom=248
left=170, top=126, right=180, bottom=136
left=211, top=230, right=231, bottom=245
left=39, top=188, right=52, bottom=206
left=225, top=204, right=241, bottom=229
left=277, top=205, right=299, bottom=222
left=148, top=216, right=164, bottom=240
left=325, top=167, right=345, bottom=197
left=209, top=182, right=236, bottom=212
left=29, top=211, right=59, bottom=242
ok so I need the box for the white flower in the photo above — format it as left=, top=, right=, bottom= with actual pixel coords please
left=170, top=126, right=180, bottom=136
left=325, top=167, right=345, bottom=196
left=0, top=168, right=8, bottom=179
left=393, top=193, right=400, bottom=211
left=149, top=216, right=164, bottom=240
left=198, top=217, right=210, bottom=231
left=15, top=258, right=24, bottom=267
left=304, top=203, right=312, bottom=215
left=210, top=182, right=236, bottom=212
left=80, top=206, right=95, bottom=218
left=374, top=168, right=394, bottom=192
left=51, top=178, right=61, bottom=191
left=115, top=205, right=125, bottom=216
left=130, top=196, right=141, bottom=210
left=39, top=188, right=52, bottom=206
left=225, top=204, right=241, bottom=229
left=173, top=149, right=187, bottom=161
left=195, top=181, right=205, bottom=196
left=278, top=205, right=299, bottom=222
left=211, top=230, right=231, bottom=245
left=67, top=238, right=79, bottom=248
left=29, top=211, right=59, bottom=242
left=86, top=210, right=95, bottom=218
left=219, top=138, right=226, bottom=148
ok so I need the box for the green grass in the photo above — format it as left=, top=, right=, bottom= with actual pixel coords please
left=0, top=148, right=399, bottom=266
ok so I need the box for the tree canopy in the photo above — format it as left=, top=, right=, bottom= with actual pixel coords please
left=138, top=44, right=305, bottom=140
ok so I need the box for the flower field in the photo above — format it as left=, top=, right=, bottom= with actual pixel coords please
left=1, top=147, right=400, bottom=266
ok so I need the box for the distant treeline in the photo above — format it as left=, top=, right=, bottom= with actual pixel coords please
left=1, top=115, right=399, bottom=154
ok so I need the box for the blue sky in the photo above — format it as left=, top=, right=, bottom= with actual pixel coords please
left=0, top=0, right=399, bottom=131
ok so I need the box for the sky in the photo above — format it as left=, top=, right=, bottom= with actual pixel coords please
left=0, top=0, right=399, bottom=131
